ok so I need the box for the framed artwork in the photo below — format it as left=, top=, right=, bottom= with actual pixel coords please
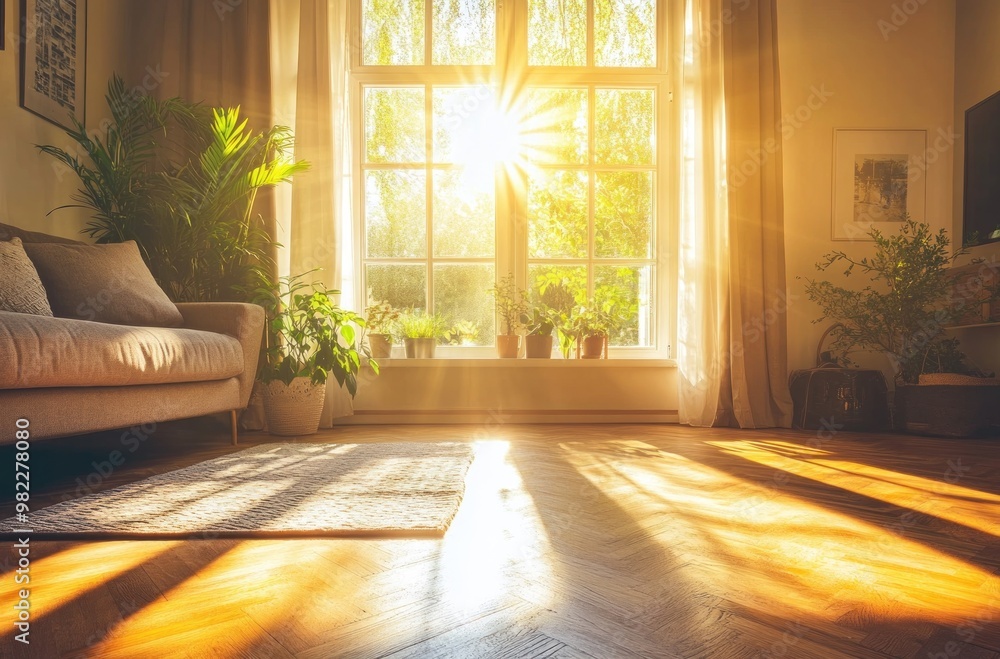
left=19, top=0, right=87, bottom=130
left=832, top=129, right=927, bottom=241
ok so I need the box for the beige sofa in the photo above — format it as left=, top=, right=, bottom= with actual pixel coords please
left=0, top=223, right=263, bottom=444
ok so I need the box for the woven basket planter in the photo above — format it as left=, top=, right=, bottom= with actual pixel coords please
left=261, top=377, right=327, bottom=436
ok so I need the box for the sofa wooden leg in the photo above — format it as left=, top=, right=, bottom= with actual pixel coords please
left=230, top=410, right=239, bottom=446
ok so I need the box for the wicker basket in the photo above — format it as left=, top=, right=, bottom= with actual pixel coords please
left=896, top=382, right=1000, bottom=437
left=261, top=378, right=327, bottom=436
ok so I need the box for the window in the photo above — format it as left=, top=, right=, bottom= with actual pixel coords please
left=353, top=0, right=669, bottom=355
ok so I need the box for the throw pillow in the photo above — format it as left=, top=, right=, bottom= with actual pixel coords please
left=23, top=241, right=183, bottom=327
left=0, top=238, right=54, bottom=316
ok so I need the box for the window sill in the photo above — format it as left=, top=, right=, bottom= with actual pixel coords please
left=374, top=358, right=677, bottom=368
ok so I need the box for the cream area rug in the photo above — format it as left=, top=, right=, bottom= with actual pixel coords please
left=0, top=442, right=474, bottom=539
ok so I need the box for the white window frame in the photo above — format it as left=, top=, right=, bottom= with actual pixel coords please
left=349, top=0, right=676, bottom=359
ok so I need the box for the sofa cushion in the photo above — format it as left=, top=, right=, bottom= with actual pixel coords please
left=0, top=222, right=82, bottom=245
left=0, top=311, right=244, bottom=390
left=23, top=241, right=184, bottom=327
left=0, top=238, right=54, bottom=316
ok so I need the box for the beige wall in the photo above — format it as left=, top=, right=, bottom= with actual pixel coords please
left=0, top=0, right=129, bottom=240
left=950, top=0, right=1000, bottom=374
left=778, top=0, right=957, bottom=378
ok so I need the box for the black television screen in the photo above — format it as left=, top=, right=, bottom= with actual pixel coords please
left=964, top=89, right=1000, bottom=246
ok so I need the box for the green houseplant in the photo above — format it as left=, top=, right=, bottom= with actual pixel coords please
left=40, top=75, right=308, bottom=302
left=396, top=310, right=446, bottom=359
left=489, top=274, right=528, bottom=358
left=574, top=288, right=637, bottom=359
left=251, top=273, right=376, bottom=436
left=804, top=218, right=999, bottom=436
left=521, top=306, right=557, bottom=358
left=364, top=300, right=399, bottom=359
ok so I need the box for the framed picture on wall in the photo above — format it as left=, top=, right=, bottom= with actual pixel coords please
left=832, top=129, right=927, bottom=241
left=19, top=0, right=87, bottom=130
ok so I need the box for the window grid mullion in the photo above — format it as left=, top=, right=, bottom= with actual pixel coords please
left=425, top=84, right=434, bottom=314
left=587, top=84, right=596, bottom=301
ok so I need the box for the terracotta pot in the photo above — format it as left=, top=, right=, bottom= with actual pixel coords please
left=368, top=333, right=393, bottom=359
left=404, top=337, right=436, bottom=358
left=524, top=334, right=553, bottom=358
left=579, top=334, right=607, bottom=359
left=261, top=377, right=326, bottom=436
left=496, top=334, right=521, bottom=358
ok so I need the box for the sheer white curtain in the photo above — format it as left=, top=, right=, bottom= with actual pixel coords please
left=271, top=0, right=355, bottom=426
left=677, top=0, right=794, bottom=428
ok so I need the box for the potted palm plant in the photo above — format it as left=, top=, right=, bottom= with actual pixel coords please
left=805, top=218, right=1000, bottom=437
left=364, top=300, right=399, bottom=359
left=252, top=273, right=376, bottom=436
left=397, top=310, right=446, bottom=359
left=489, top=274, right=528, bottom=358
left=40, top=75, right=308, bottom=302
left=521, top=306, right=557, bottom=358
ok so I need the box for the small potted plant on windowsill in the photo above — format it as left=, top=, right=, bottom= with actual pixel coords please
left=252, top=273, right=376, bottom=436
left=397, top=310, right=446, bottom=358
left=364, top=299, right=399, bottom=359
left=573, top=288, right=636, bottom=359
left=521, top=306, right=557, bottom=358
left=489, top=274, right=528, bottom=358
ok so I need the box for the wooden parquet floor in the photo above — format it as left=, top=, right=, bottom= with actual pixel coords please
left=1, top=420, right=999, bottom=658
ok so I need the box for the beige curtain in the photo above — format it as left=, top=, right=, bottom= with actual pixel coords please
left=271, top=0, right=354, bottom=425
left=678, top=0, right=793, bottom=428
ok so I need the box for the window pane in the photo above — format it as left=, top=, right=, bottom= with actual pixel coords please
left=365, top=170, right=427, bottom=258
left=365, top=88, right=425, bottom=164
left=528, top=170, right=589, bottom=259
left=595, top=171, right=653, bottom=258
left=433, top=86, right=499, bottom=164
left=523, top=89, right=588, bottom=165
left=433, top=169, right=495, bottom=258
left=528, top=264, right=587, bottom=315
left=595, top=0, right=656, bottom=67
left=434, top=264, right=496, bottom=345
left=528, top=0, right=587, bottom=66
left=595, top=89, right=655, bottom=165
left=433, top=0, right=495, bottom=65
left=366, top=264, right=427, bottom=311
left=595, top=265, right=652, bottom=347
left=363, top=0, right=425, bottom=66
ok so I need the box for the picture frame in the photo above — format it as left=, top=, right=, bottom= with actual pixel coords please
left=831, top=129, right=927, bottom=241
left=19, top=0, right=87, bottom=130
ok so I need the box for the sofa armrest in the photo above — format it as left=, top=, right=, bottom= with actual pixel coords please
left=175, top=303, right=264, bottom=408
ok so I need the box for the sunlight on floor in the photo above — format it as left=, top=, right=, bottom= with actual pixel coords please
left=717, top=440, right=1000, bottom=540
left=564, top=439, right=1000, bottom=626
left=436, top=440, right=556, bottom=612
left=0, top=541, right=180, bottom=620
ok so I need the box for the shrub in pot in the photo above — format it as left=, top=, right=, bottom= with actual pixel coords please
left=489, top=274, right=528, bottom=358
left=521, top=307, right=556, bottom=358
left=252, top=274, right=376, bottom=436
left=804, top=218, right=1000, bottom=437
left=364, top=300, right=399, bottom=359
left=573, top=288, right=636, bottom=359
left=397, top=310, right=446, bottom=358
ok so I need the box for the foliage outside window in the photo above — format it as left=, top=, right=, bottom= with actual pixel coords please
left=355, top=0, right=666, bottom=354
